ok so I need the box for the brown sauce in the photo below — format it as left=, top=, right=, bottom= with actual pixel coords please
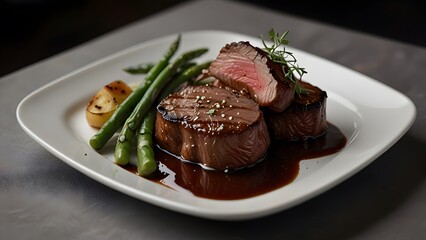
left=123, top=123, right=347, bottom=200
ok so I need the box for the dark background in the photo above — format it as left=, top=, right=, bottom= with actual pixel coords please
left=1, top=0, right=424, bottom=77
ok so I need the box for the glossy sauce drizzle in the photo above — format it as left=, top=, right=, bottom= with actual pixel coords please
left=124, top=123, right=347, bottom=200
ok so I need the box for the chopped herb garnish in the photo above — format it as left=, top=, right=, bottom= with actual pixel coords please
left=207, top=109, right=216, bottom=115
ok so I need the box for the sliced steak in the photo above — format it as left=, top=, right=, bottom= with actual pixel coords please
left=208, top=41, right=295, bottom=112
left=266, top=81, right=327, bottom=141
left=155, top=84, right=270, bottom=171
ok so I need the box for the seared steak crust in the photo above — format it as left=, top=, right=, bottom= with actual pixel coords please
left=155, top=85, right=270, bottom=171
left=266, top=81, right=328, bottom=141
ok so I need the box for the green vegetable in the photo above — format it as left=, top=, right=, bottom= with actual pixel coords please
left=159, top=61, right=212, bottom=100
left=135, top=61, right=212, bottom=176
left=114, top=48, right=209, bottom=165
left=123, top=63, right=155, bottom=74
left=193, top=76, right=216, bottom=86
left=89, top=35, right=181, bottom=150
left=177, top=62, right=197, bottom=73
left=136, top=108, right=157, bottom=176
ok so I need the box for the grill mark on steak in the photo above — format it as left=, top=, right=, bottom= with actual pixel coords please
left=155, top=84, right=270, bottom=171
left=208, top=41, right=295, bottom=112
left=265, top=81, right=328, bottom=141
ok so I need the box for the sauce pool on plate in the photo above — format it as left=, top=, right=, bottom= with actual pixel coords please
left=123, top=123, right=346, bottom=200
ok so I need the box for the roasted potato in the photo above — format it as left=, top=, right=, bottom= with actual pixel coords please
left=86, top=80, right=133, bottom=128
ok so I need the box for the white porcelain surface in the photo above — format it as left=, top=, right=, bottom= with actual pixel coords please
left=16, top=31, right=416, bottom=220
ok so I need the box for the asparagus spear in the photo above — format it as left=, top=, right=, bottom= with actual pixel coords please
left=136, top=61, right=212, bottom=176
left=125, top=58, right=194, bottom=76
left=136, top=108, right=157, bottom=176
left=114, top=48, right=209, bottom=165
left=123, top=63, right=154, bottom=74
left=89, top=35, right=181, bottom=150
left=158, top=61, right=212, bottom=100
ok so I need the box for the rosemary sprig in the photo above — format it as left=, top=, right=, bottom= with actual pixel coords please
left=261, top=29, right=307, bottom=86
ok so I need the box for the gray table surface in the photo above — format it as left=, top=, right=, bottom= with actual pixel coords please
left=1, top=0, right=425, bottom=239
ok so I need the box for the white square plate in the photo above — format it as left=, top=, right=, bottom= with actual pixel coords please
left=16, top=30, right=416, bottom=220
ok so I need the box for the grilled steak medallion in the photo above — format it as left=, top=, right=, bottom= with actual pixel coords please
left=155, top=85, right=270, bottom=171
left=266, top=81, right=328, bottom=141
left=209, top=41, right=295, bottom=112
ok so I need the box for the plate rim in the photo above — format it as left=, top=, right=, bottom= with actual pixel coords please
left=16, top=30, right=416, bottom=220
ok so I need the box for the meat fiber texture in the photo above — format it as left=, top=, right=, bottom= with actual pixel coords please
left=266, top=81, right=328, bottom=141
left=209, top=41, right=295, bottom=112
left=155, top=85, right=270, bottom=171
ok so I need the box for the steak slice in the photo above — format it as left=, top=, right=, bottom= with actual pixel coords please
left=155, top=84, right=270, bottom=171
left=208, top=41, right=295, bottom=112
left=266, top=81, right=328, bottom=141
